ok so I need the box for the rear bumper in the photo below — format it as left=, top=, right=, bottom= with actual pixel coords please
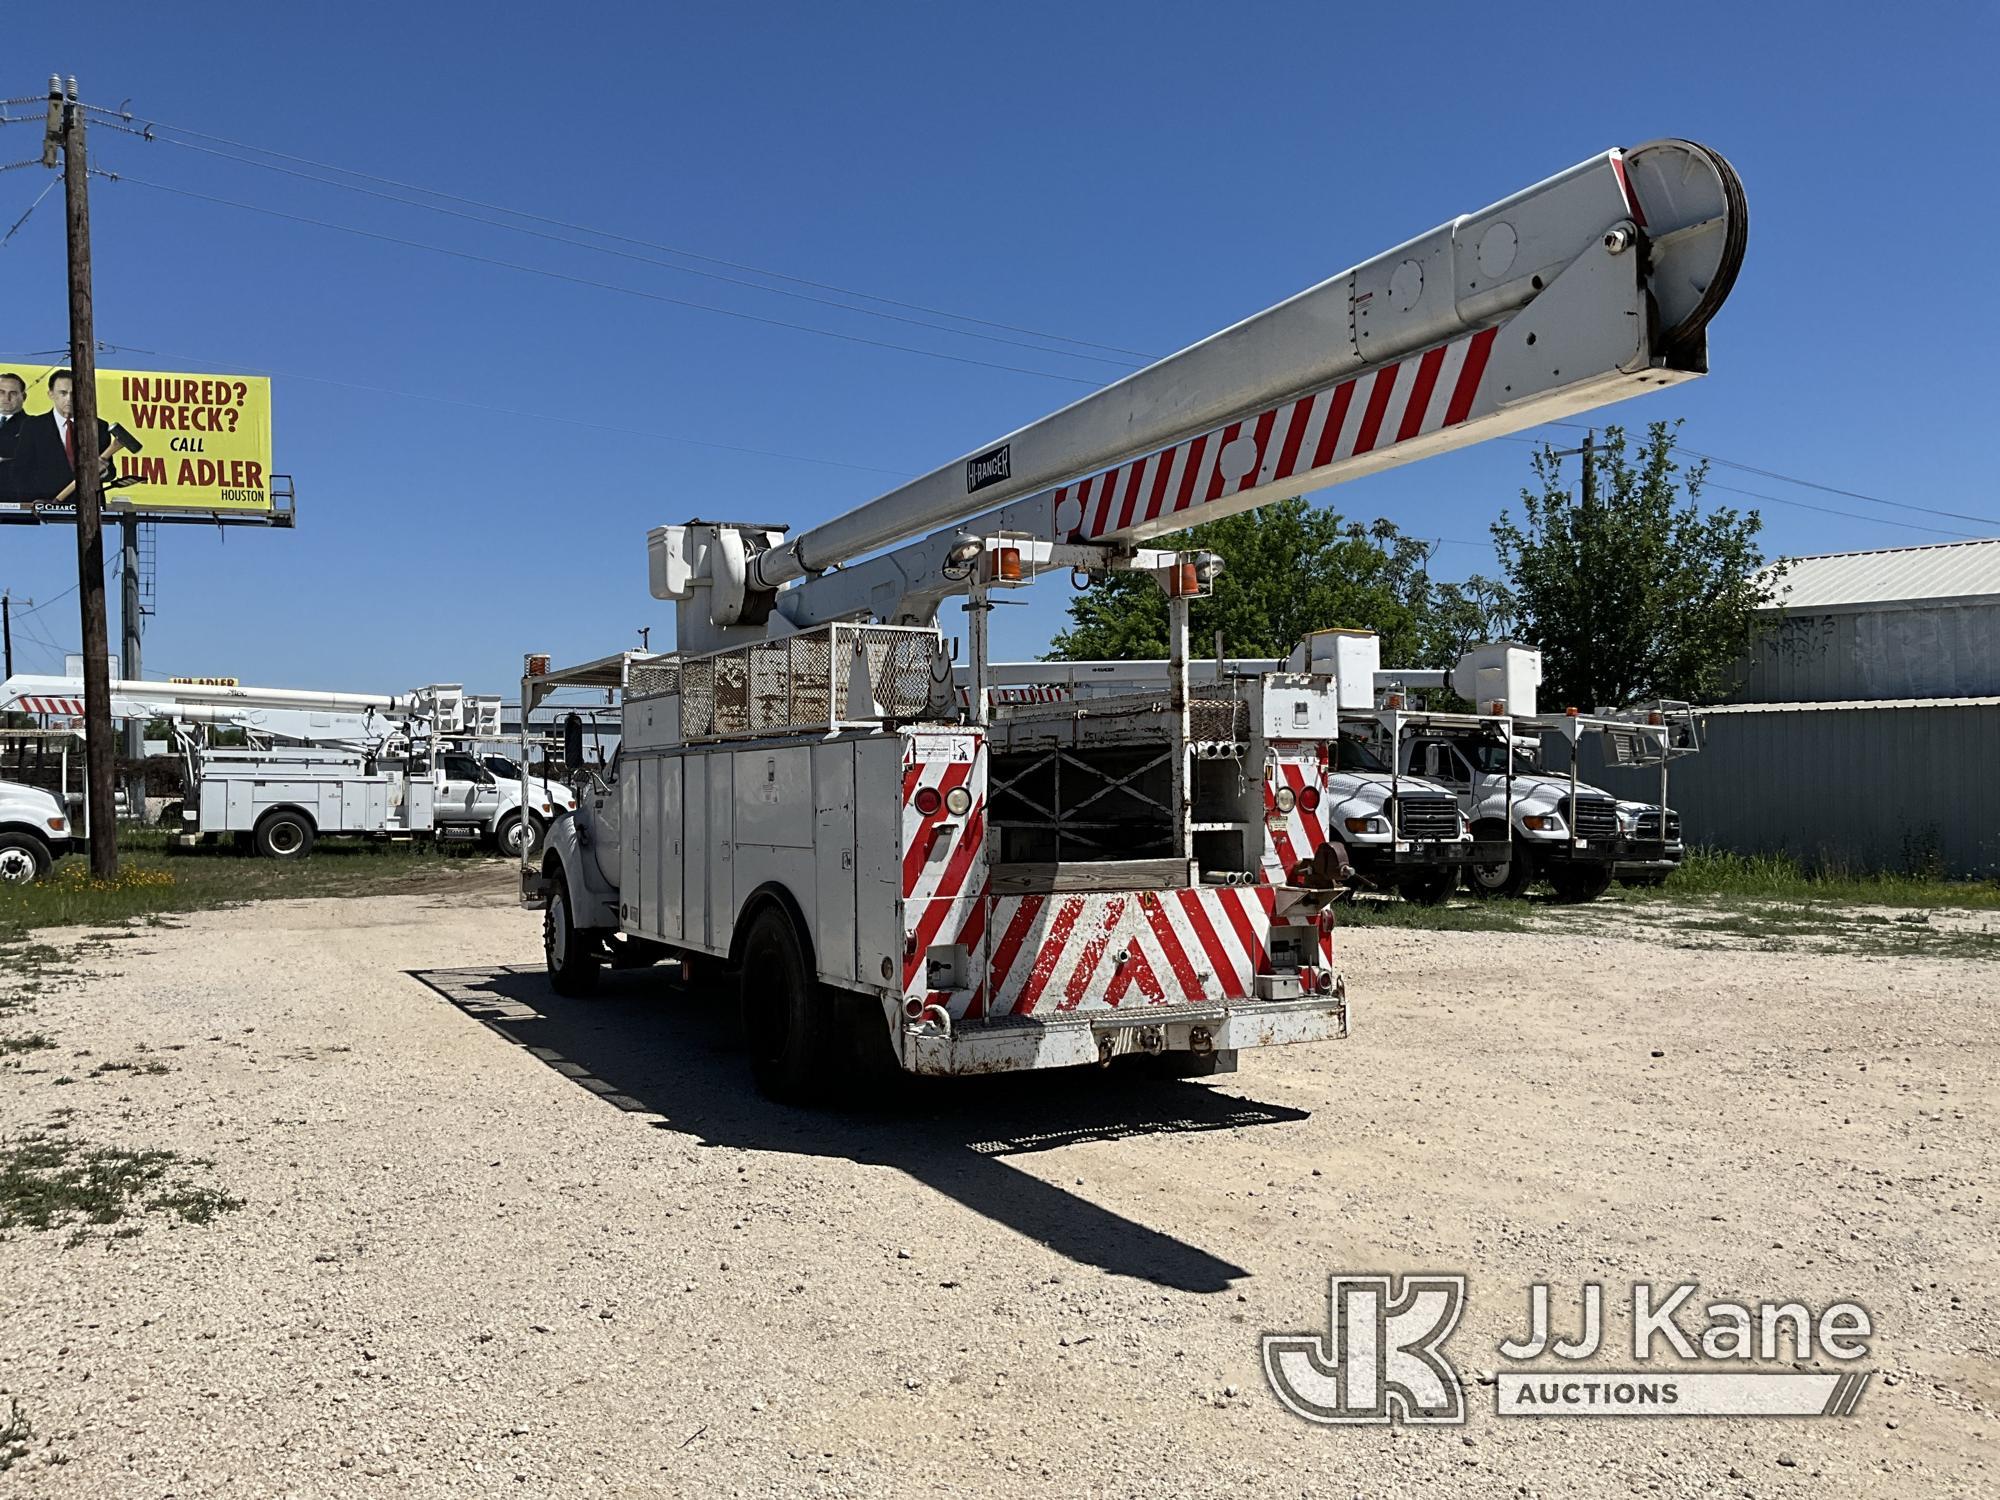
left=902, top=989, right=1349, bottom=1077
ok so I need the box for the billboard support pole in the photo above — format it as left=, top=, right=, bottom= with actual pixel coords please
left=53, top=75, right=118, bottom=875
left=120, top=516, right=142, bottom=758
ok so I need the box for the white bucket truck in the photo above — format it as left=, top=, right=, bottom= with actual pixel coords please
left=520, top=138, right=1746, bottom=1091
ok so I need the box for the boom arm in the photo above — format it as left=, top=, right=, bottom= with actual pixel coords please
left=746, top=139, right=1742, bottom=604
left=0, top=674, right=425, bottom=753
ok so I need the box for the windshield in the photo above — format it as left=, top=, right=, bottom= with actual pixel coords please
left=1467, top=740, right=1540, bottom=776
left=1331, top=737, right=1389, bottom=773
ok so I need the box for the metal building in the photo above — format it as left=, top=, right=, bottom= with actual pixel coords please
left=1738, top=538, right=2000, bottom=701
left=1582, top=539, right=2000, bottom=876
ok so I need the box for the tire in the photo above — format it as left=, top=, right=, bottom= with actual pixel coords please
left=544, top=871, right=603, bottom=997
left=1397, top=868, right=1458, bottom=906
left=1466, top=836, right=1537, bottom=899
left=495, top=812, right=530, bottom=859
left=738, top=903, right=830, bottom=1103
left=155, top=800, right=184, bottom=829
left=1547, top=862, right=1615, bottom=904
left=254, top=810, right=315, bottom=861
left=0, top=832, right=52, bottom=886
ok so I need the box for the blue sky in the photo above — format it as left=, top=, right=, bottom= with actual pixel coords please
left=3, top=3, right=1993, bottom=694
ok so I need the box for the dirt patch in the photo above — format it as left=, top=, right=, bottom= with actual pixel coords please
left=0, top=884, right=1990, bottom=1496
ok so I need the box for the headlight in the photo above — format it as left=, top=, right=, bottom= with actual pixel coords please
left=1616, top=808, right=1639, bottom=833
left=1274, top=787, right=1297, bottom=813
left=1522, top=813, right=1565, bottom=833
left=46, top=816, right=66, bottom=832
left=1344, top=815, right=1389, bottom=835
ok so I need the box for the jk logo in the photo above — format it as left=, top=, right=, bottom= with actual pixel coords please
left=1263, top=1274, right=1467, bottom=1425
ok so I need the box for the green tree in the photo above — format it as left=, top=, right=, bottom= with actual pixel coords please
left=1491, top=421, right=1785, bottom=708
left=1047, top=498, right=1468, bottom=665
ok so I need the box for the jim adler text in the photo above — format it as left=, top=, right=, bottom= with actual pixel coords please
left=1499, top=1283, right=1875, bottom=1362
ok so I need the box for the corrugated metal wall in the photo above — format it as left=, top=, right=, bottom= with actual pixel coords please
left=1736, top=602, right=2000, bottom=702
left=1579, top=703, right=2000, bottom=877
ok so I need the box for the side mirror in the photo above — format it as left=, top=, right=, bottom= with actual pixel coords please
left=563, top=712, right=584, bottom=771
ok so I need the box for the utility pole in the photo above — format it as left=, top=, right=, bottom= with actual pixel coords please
left=1, top=592, right=25, bottom=680
left=48, top=75, right=118, bottom=876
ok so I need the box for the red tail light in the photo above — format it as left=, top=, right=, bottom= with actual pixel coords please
left=913, top=786, right=942, bottom=816
left=1298, top=786, right=1321, bottom=813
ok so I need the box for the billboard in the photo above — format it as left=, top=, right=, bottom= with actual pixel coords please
left=0, top=361, right=273, bottom=517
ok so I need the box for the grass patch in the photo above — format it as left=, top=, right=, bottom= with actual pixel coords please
left=1630, top=848, right=2000, bottom=909
left=1336, top=895, right=1532, bottom=932
left=87, top=1058, right=170, bottom=1077
left=0, top=1032, right=54, bottom=1055
left=0, top=826, right=499, bottom=941
left=1599, top=896, right=2000, bottom=960
left=0, top=1397, right=30, bottom=1474
left=0, top=1127, right=242, bottom=1240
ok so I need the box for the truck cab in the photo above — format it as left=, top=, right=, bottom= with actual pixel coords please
left=1403, top=730, right=1623, bottom=902
left=0, top=779, right=73, bottom=884
left=433, top=750, right=574, bottom=857
left=1320, top=730, right=1472, bottom=904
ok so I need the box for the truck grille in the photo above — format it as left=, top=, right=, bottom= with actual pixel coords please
left=1560, top=795, right=1619, bottom=839
left=1393, top=793, right=1459, bottom=841
left=1634, top=809, right=1681, bottom=842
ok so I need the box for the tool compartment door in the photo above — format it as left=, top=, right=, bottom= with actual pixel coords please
left=811, top=741, right=857, bottom=985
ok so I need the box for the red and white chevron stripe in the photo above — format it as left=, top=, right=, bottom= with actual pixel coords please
left=900, top=733, right=989, bottom=1011
left=983, top=885, right=1282, bottom=1017
left=1064, top=324, right=1499, bottom=541
left=14, top=695, right=86, bottom=716
left=1260, top=746, right=1329, bottom=885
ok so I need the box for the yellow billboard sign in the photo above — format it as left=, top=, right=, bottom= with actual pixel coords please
left=0, top=361, right=273, bottom=516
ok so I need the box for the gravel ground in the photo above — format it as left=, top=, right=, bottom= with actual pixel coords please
left=0, top=874, right=1993, bottom=1498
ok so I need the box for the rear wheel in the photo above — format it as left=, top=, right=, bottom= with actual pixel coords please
left=494, top=816, right=532, bottom=864
left=0, top=833, right=51, bottom=885
left=254, top=810, right=315, bottom=861
left=1547, top=863, right=1615, bottom=903
left=544, top=872, right=603, bottom=996
left=739, top=904, right=830, bottom=1103
left=1466, top=836, right=1537, bottom=899
left=1397, top=868, right=1458, bottom=906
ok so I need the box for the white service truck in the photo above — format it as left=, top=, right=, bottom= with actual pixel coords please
left=1378, top=644, right=1696, bottom=901
left=0, top=675, right=574, bottom=859
left=522, top=138, right=1746, bottom=1093
left=0, top=776, right=72, bottom=884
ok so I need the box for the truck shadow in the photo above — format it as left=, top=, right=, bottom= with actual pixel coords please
left=407, top=964, right=1311, bottom=1294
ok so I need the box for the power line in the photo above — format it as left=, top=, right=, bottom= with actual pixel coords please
left=14, top=581, right=79, bottom=618
left=86, top=102, right=1155, bottom=362
left=92, top=119, right=1145, bottom=372
left=89, top=339, right=920, bottom=481
left=95, top=169, right=1106, bottom=388
left=3, top=174, right=57, bottom=246
left=1542, top=420, right=1999, bottom=530
left=1702, top=481, right=1983, bottom=541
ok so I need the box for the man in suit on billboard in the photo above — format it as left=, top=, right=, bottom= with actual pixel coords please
left=13, top=369, right=111, bottom=502
left=0, top=372, right=27, bottom=502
